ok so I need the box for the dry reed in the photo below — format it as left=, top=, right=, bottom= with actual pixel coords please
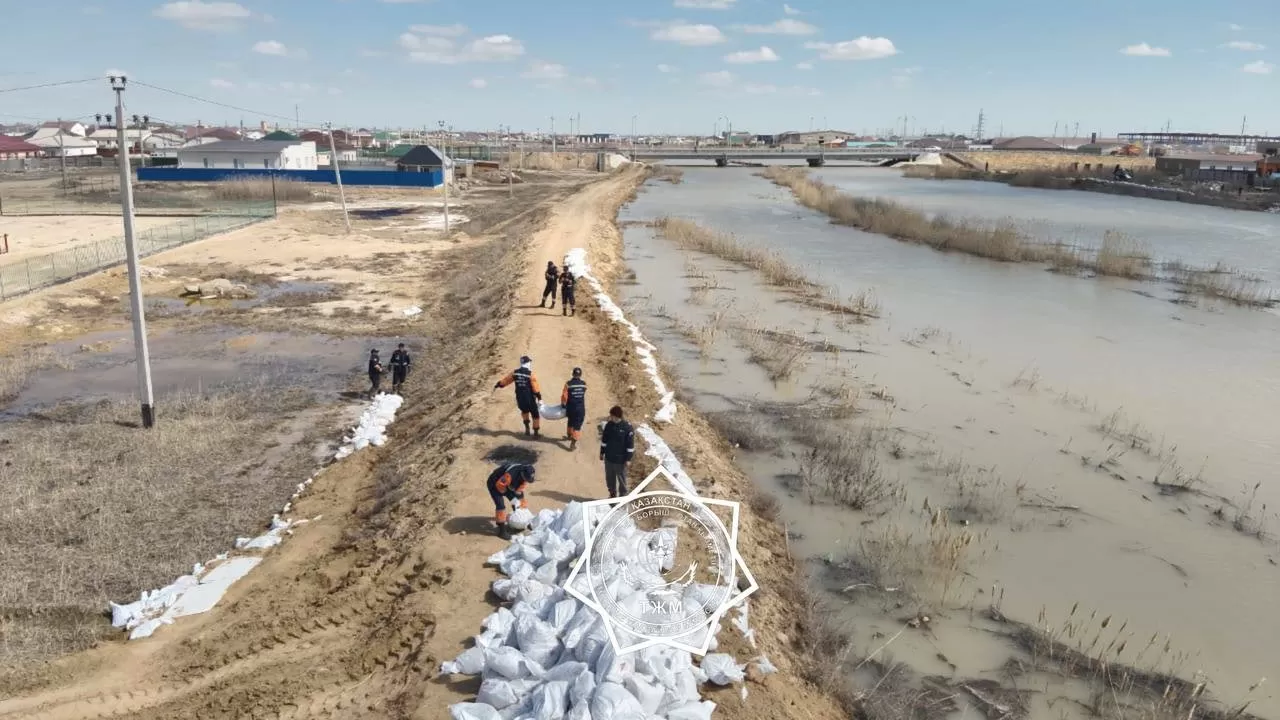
left=0, top=348, right=73, bottom=406
left=651, top=165, right=684, bottom=184
left=790, top=419, right=903, bottom=511
left=209, top=177, right=316, bottom=202
left=654, top=216, right=880, bottom=318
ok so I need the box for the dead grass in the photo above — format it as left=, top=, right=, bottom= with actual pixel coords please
left=787, top=419, right=904, bottom=511
left=0, top=348, right=74, bottom=407
left=732, top=324, right=810, bottom=382
left=855, top=511, right=991, bottom=605
left=654, top=216, right=880, bottom=319
left=1168, top=265, right=1277, bottom=307
left=0, top=383, right=322, bottom=669
left=651, top=165, right=684, bottom=184
left=208, top=177, right=316, bottom=202
left=704, top=411, right=783, bottom=453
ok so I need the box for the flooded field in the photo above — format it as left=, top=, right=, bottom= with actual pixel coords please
left=618, top=168, right=1280, bottom=718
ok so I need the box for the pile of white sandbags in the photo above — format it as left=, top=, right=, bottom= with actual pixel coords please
left=334, top=392, right=404, bottom=460
left=442, top=502, right=774, bottom=719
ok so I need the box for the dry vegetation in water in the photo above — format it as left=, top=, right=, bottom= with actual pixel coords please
left=0, top=384, right=323, bottom=669
left=0, top=348, right=74, bottom=407
left=786, top=419, right=905, bottom=511
left=654, top=216, right=881, bottom=319
left=848, top=511, right=992, bottom=606
left=651, top=165, right=685, bottom=184
left=762, top=166, right=1277, bottom=307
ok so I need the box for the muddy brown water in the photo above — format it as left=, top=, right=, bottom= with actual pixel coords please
left=618, top=170, right=1280, bottom=717
left=4, top=327, right=418, bottom=419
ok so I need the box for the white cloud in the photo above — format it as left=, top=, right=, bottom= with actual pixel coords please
left=724, top=46, right=779, bottom=64
left=1120, top=42, right=1171, bottom=56
left=523, top=61, right=567, bottom=80
left=153, top=1, right=251, bottom=31
left=1224, top=40, right=1264, bottom=51
left=783, top=3, right=800, bottom=14
left=657, top=63, right=677, bottom=73
left=699, top=70, right=734, bottom=87
left=805, top=36, right=898, bottom=60
left=1242, top=60, right=1274, bottom=74
left=652, top=23, right=726, bottom=45
left=744, top=83, right=777, bottom=94
left=401, top=30, right=525, bottom=63
left=209, top=77, right=235, bottom=89
left=1227, top=23, right=1242, bottom=31
left=739, top=18, right=816, bottom=35
left=409, top=23, right=467, bottom=37
left=795, top=61, right=813, bottom=70
left=469, top=78, right=488, bottom=88
left=252, top=40, right=290, bottom=56
left=674, top=0, right=736, bottom=8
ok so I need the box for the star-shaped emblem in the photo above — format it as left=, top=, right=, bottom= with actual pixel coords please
left=564, top=464, right=759, bottom=655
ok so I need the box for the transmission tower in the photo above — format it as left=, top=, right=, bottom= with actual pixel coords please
left=974, top=108, right=986, bottom=141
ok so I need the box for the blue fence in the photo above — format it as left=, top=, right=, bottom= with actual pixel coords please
left=137, top=167, right=444, bottom=188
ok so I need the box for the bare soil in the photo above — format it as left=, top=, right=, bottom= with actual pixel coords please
left=0, top=168, right=846, bottom=719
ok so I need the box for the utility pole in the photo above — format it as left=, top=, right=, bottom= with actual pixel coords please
left=295, top=104, right=300, bottom=130
left=109, top=76, right=156, bottom=428
left=550, top=116, right=556, bottom=154
left=56, top=117, right=67, bottom=190
left=326, top=123, right=350, bottom=232
left=631, top=114, right=637, bottom=157
left=507, top=126, right=514, bottom=198
left=438, top=120, right=450, bottom=233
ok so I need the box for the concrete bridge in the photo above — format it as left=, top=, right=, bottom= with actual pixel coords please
left=624, top=147, right=923, bottom=167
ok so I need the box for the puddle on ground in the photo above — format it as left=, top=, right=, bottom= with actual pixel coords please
left=3, top=327, right=418, bottom=419
left=142, top=280, right=339, bottom=316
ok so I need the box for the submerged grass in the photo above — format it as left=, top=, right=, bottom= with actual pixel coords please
left=0, top=348, right=74, bottom=408
left=654, top=216, right=881, bottom=319
left=761, top=166, right=1277, bottom=308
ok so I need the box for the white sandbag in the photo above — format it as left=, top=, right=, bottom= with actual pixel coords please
left=508, top=508, right=536, bottom=531
left=566, top=704, right=592, bottom=720
left=754, top=655, right=778, bottom=675
left=541, top=532, right=576, bottom=565
left=543, top=661, right=589, bottom=684
left=451, top=702, right=503, bottom=720
left=525, top=680, right=570, bottom=720
left=569, top=668, right=597, bottom=707
left=515, top=613, right=563, bottom=667
left=477, top=677, right=520, bottom=709
left=484, top=607, right=517, bottom=638
left=547, top=598, right=579, bottom=631
left=441, top=646, right=487, bottom=675
left=666, top=700, right=717, bottom=720
left=623, top=674, right=665, bottom=715
left=700, top=653, right=745, bottom=685
left=518, top=543, right=544, bottom=564
left=589, top=682, right=647, bottom=720
left=533, top=558, right=559, bottom=586
left=486, top=646, right=534, bottom=680
left=538, top=402, right=568, bottom=420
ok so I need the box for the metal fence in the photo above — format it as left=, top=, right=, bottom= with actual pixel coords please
left=0, top=200, right=273, bottom=300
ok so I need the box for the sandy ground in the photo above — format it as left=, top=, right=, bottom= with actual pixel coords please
left=0, top=169, right=844, bottom=718
left=955, top=150, right=1156, bottom=171
left=0, top=215, right=182, bottom=265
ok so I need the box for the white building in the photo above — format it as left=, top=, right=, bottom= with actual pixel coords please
left=176, top=140, right=318, bottom=170
left=25, top=127, right=99, bottom=157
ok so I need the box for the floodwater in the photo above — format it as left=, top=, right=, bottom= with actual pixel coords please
left=616, top=169, right=1280, bottom=717
left=3, top=327, right=409, bottom=419
left=811, top=167, right=1280, bottom=289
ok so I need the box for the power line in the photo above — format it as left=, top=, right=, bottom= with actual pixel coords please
left=129, top=79, right=323, bottom=127
left=0, top=77, right=101, bottom=94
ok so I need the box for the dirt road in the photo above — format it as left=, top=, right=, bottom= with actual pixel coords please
left=0, top=169, right=842, bottom=719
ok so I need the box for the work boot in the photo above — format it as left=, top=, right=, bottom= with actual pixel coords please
left=497, top=523, right=511, bottom=540
left=562, top=306, right=567, bottom=316
left=550, top=300, right=555, bottom=309
left=523, top=421, right=531, bottom=436
left=570, top=438, right=578, bottom=450
left=539, top=299, right=545, bottom=308
left=533, top=427, right=541, bottom=437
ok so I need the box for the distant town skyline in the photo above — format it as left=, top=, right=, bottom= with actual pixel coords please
left=2, top=0, right=1276, bottom=137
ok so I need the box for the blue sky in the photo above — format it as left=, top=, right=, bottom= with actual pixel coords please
left=1, top=0, right=1277, bottom=137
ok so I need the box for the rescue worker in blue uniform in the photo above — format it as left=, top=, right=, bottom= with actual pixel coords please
left=560, top=367, right=587, bottom=450
left=487, top=463, right=536, bottom=539
left=559, top=266, right=577, bottom=317
left=539, top=261, right=559, bottom=309
left=494, top=355, right=542, bottom=436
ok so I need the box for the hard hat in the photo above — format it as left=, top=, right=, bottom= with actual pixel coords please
left=572, top=367, right=582, bottom=377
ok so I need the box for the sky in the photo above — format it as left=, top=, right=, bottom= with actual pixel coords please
left=1, top=0, right=1277, bottom=138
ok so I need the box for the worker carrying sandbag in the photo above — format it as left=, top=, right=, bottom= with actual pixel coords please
left=367, top=349, right=384, bottom=397
left=561, top=367, right=587, bottom=450
left=559, top=266, right=577, bottom=317
left=539, top=261, right=559, bottom=309
left=487, top=462, right=536, bottom=539
left=494, top=355, right=542, bottom=436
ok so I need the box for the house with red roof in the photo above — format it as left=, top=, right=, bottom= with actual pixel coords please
left=0, top=135, right=43, bottom=159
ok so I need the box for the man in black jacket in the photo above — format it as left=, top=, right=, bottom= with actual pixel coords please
left=388, top=343, right=412, bottom=394
left=560, top=367, right=587, bottom=450
left=559, top=266, right=576, bottom=317
left=599, top=405, right=635, bottom=498
left=367, top=349, right=384, bottom=397
left=539, top=261, right=559, bottom=309
left=487, top=462, right=537, bottom=539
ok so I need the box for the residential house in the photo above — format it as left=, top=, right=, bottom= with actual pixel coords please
left=775, top=130, right=856, bottom=147
left=394, top=145, right=454, bottom=184
left=183, top=128, right=243, bottom=147
left=262, top=130, right=300, bottom=142
left=25, top=126, right=99, bottom=157
left=37, top=120, right=87, bottom=137
left=176, top=140, right=318, bottom=170
left=0, top=136, right=43, bottom=159
left=299, top=131, right=359, bottom=165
